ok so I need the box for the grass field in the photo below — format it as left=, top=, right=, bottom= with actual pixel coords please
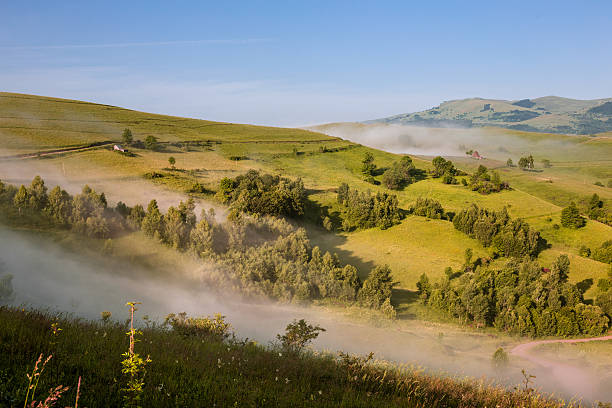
left=1, top=92, right=611, bottom=312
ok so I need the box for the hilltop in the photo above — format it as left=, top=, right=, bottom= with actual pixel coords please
left=366, top=96, right=612, bottom=135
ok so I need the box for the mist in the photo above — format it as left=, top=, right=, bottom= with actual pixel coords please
left=1, top=226, right=610, bottom=404
left=311, top=122, right=579, bottom=160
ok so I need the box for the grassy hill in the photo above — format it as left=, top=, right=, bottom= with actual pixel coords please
left=1, top=92, right=610, bottom=310
left=365, top=96, right=612, bottom=135
left=0, top=306, right=575, bottom=408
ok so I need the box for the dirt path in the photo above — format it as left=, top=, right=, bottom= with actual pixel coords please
left=510, top=335, right=612, bottom=400
left=0, top=141, right=114, bottom=161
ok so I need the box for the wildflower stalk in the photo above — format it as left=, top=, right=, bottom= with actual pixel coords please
left=121, top=301, right=151, bottom=408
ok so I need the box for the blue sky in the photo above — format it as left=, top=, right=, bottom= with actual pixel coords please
left=1, top=1, right=611, bottom=126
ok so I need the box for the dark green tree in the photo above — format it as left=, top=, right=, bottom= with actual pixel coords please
left=122, top=128, right=133, bottom=146
left=144, top=135, right=159, bottom=151
left=361, top=152, right=376, bottom=177
left=560, top=202, right=585, bottom=228
left=358, top=265, right=396, bottom=308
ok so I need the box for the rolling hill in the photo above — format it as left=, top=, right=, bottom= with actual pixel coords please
left=366, top=96, right=612, bottom=135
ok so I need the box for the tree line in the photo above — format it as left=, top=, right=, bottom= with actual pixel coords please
left=0, top=176, right=397, bottom=315
left=417, top=255, right=610, bottom=337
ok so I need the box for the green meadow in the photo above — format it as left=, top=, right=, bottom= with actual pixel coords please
left=1, top=91, right=611, bottom=311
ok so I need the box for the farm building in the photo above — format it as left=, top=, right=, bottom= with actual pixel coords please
left=113, top=144, right=126, bottom=153
left=471, top=150, right=483, bottom=160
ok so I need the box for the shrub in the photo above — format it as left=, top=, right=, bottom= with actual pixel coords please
left=165, top=312, right=232, bottom=341
left=592, top=240, right=612, bottom=264
left=276, top=319, right=325, bottom=354
left=492, top=347, right=509, bottom=370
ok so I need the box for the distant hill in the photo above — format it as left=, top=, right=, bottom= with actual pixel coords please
left=366, top=96, right=612, bottom=135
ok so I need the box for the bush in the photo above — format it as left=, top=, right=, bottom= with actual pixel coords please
left=276, top=319, right=325, bottom=354
left=492, top=348, right=509, bottom=370
left=592, top=240, right=612, bottom=264
left=165, top=312, right=232, bottom=341
left=410, top=197, right=447, bottom=220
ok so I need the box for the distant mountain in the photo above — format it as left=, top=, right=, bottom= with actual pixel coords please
left=366, top=96, right=612, bottom=135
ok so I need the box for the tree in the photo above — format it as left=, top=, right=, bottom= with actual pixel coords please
left=144, top=135, right=159, bottom=151
left=142, top=199, right=164, bottom=239
left=518, top=155, right=534, bottom=170
left=276, top=319, right=326, bottom=354
left=13, top=185, right=29, bottom=214
left=337, top=183, right=349, bottom=204
left=168, top=156, right=176, bottom=169
left=541, top=159, right=551, bottom=168
left=358, top=265, right=396, bottom=308
left=492, top=347, right=509, bottom=370
left=361, top=152, right=376, bottom=177
left=560, top=202, right=585, bottom=228
left=416, top=273, right=431, bottom=301
left=27, top=176, right=48, bottom=211
left=122, top=128, right=133, bottom=146
left=47, top=186, right=72, bottom=224
left=432, top=156, right=455, bottom=178
left=506, top=158, right=514, bottom=167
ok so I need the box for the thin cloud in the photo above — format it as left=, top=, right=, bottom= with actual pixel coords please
left=0, top=38, right=274, bottom=50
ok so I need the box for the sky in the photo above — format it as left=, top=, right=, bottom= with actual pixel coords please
left=1, top=1, right=611, bottom=126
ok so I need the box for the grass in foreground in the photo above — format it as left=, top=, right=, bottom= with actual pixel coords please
left=0, top=307, right=583, bottom=408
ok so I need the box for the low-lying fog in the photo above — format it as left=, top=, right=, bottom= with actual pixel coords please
left=1, top=226, right=610, bottom=404
left=312, top=123, right=577, bottom=159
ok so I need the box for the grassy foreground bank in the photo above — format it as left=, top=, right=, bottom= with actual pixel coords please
left=0, top=307, right=587, bottom=408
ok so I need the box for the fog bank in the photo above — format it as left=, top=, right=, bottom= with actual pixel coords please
left=1, top=226, right=610, bottom=404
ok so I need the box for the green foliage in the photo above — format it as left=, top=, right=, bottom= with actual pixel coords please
left=431, top=156, right=456, bottom=178
left=468, top=165, right=509, bottom=194
left=422, top=257, right=609, bottom=336
left=122, top=128, right=133, bottom=146
left=492, top=347, right=509, bottom=370
left=592, top=240, right=612, bottom=264
left=168, top=156, right=176, bottom=168
left=587, top=194, right=612, bottom=227
left=506, top=158, right=514, bottom=167
left=144, top=135, right=159, bottom=151
left=142, top=200, right=164, bottom=240
left=358, top=265, right=396, bottom=309
left=13, top=185, right=29, bottom=212
left=276, top=319, right=325, bottom=354
left=382, top=156, right=416, bottom=190
left=337, top=185, right=401, bottom=230
left=453, top=204, right=545, bottom=258
left=1, top=307, right=572, bottom=408
left=360, top=152, right=376, bottom=177
left=216, top=170, right=306, bottom=217
left=122, top=302, right=151, bottom=408
left=416, top=273, right=431, bottom=302
left=579, top=245, right=591, bottom=257
left=518, top=155, right=534, bottom=170
left=165, top=312, right=232, bottom=341
left=410, top=197, right=448, bottom=220
left=560, top=202, right=586, bottom=229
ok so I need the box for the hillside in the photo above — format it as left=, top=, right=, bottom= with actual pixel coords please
left=1, top=92, right=611, bottom=312
left=366, top=96, right=612, bottom=135
left=0, top=306, right=580, bottom=408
